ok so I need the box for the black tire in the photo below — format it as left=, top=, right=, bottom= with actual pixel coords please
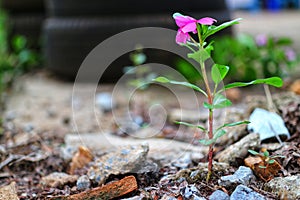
left=45, top=0, right=228, bottom=17
left=43, top=11, right=232, bottom=82
left=8, top=14, right=45, bottom=48
left=1, top=0, right=44, bottom=14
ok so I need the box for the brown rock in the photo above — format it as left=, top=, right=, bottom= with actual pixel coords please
left=41, top=172, right=78, bottom=188
left=290, top=79, right=300, bottom=95
left=0, top=182, right=19, bottom=200
left=69, top=146, right=93, bottom=174
left=66, top=175, right=138, bottom=200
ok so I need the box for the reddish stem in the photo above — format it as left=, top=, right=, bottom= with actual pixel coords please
left=206, top=96, right=214, bottom=182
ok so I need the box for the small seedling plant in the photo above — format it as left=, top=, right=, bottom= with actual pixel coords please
left=248, top=149, right=285, bottom=169
left=153, top=13, right=283, bottom=182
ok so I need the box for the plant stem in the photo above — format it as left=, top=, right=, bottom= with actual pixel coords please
left=197, top=24, right=214, bottom=182
left=263, top=84, right=277, bottom=113
left=200, top=53, right=214, bottom=183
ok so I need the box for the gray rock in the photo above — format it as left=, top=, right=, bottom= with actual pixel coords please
left=76, top=175, right=90, bottom=191
left=172, top=152, right=192, bottom=169
left=230, top=185, right=265, bottom=200
left=161, top=195, right=177, bottom=200
left=95, top=92, right=115, bottom=112
left=137, top=160, right=158, bottom=174
left=60, top=145, right=77, bottom=162
left=209, top=190, right=229, bottom=200
left=181, top=185, right=199, bottom=199
left=215, top=133, right=260, bottom=165
left=88, top=144, right=149, bottom=184
left=264, top=175, right=300, bottom=200
left=218, top=166, right=255, bottom=188
left=23, top=123, right=34, bottom=132
left=5, top=111, right=17, bottom=121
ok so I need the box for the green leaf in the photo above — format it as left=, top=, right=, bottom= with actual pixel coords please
left=203, top=18, right=242, bottom=41
left=263, top=151, right=270, bottom=157
left=217, top=121, right=250, bottom=131
left=259, top=165, right=267, bottom=169
left=188, top=49, right=210, bottom=63
left=213, top=129, right=227, bottom=140
left=268, top=159, right=275, bottom=164
left=270, top=155, right=285, bottom=159
left=213, top=94, right=232, bottom=109
left=224, top=77, right=283, bottom=90
left=203, top=102, right=213, bottom=110
left=175, top=121, right=207, bottom=132
left=153, top=77, right=207, bottom=97
left=211, top=64, right=229, bottom=85
left=248, top=149, right=260, bottom=155
left=205, top=41, right=214, bottom=56
left=153, top=76, right=169, bottom=83
left=199, top=138, right=215, bottom=146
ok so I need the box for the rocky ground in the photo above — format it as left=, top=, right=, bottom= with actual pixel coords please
left=0, top=72, right=300, bottom=199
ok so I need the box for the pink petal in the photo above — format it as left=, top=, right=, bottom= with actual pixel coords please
left=197, top=17, right=217, bottom=25
left=173, top=13, right=196, bottom=27
left=176, top=29, right=190, bottom=44
left=181, top=22, right=197, bottom=33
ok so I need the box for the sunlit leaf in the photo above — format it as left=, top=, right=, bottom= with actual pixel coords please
left=217, top=121, right=250, bottom=131
left=175, top=121, right=207, bottom=132
left=203, top=18, right=242, bottom=41
left=211, top=64, right=229, bottom=85
left=248, top=149, right=260, bottom=155
left=213, top=129, right=226, bottom=140
left=263, top=151, right=270, bottom=157
left=213, top=94, right=232, bottom=109
left=224, top=77, right=283, bottom=90
left=259, top=165, right=267, bottom=169
left=199, top=138, right=215, bottom=146
left=153, top=77, right=207, bottom=97
left=188, top=49, right=210, bottom=63
left=268, top=159, right=275, bottom=164
left=203, top=102, right=213, bottom=110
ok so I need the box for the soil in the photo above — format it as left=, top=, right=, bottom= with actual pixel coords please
left=0, top=72, right=299, bottom=199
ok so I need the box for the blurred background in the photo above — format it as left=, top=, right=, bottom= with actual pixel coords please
left=0, top=0, right=299, bottom=86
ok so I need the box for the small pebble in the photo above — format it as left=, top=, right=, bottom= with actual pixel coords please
left=76, top=175, right=91, bottom=191
left=209, top=190, right=229, bottom=200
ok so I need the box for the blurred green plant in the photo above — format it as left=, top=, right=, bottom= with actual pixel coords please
left=0, top=9, right=40, bottom=94
left=123, top=45, right=156, bottom=90
left=212, top=34, right=298, bottom=82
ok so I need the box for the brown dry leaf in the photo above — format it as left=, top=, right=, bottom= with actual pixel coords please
left=290, top=79, right=300, bottom=95
left=69, top=146, right=93, bottom=174
left=244, top=156, right=282, bottom=182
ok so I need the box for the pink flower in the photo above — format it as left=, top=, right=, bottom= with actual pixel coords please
left=173, top=13, right=217, bottom=44
left=285, top=48, right=296, bottom=61
left=256, top=34, right=267, bottom=46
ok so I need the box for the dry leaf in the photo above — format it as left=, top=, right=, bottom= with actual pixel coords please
left=69, top=146, right=93, bottom=174
left=244, top=156, right=282, bottom=182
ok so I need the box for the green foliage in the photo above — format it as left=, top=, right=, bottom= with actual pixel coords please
left=153, top=76, right=207, bottom=97
left=123, top=47, right=156, bottom=90
left=0, top=9, right=40, bottom=95
left=213, top=34, right=299, bottom=82
left=175, top=58, right=202, bottom=84
left=211, top=64, right=229, bottom=85
left=248, top=149, right=285, bottom=168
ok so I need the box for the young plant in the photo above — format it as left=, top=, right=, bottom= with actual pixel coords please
left=248, top=149, right=285, bottom=169
left=153, top=13, right=283, bottom=182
